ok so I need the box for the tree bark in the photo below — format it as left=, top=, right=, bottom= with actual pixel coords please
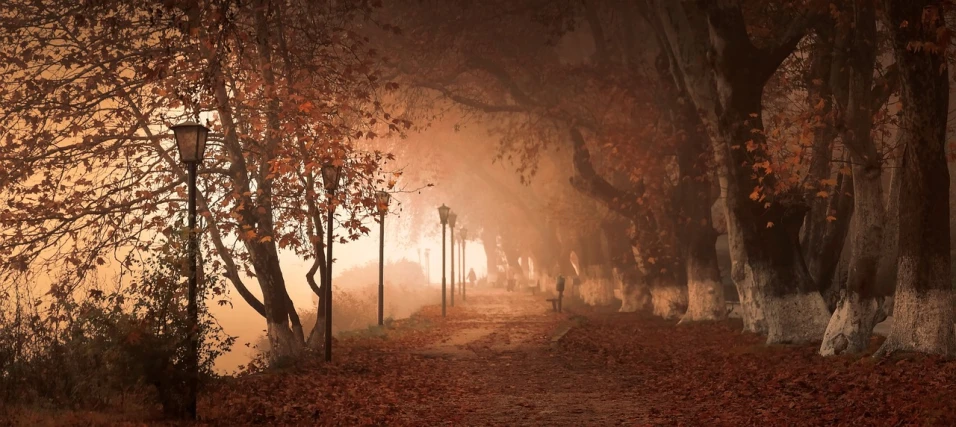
left=816, top=168, right=854, bottom=311
left=649, top=0, right=830, bottom=342
left=877, top=0, right=955, bottom=357
left=800, top=21, right=853, bottom=308
left=874, top=155, right=901, bottom=309
left=673, top=75, right=725, bottom=323
left=820, top=2, right=891, bottom=355
left=603, top=218, right=651, bottom=313
left=681, top=224, right=724, bottom=323
left=572, top=229, right=617, bottom=306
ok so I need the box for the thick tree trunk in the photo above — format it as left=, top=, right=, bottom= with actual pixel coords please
left=875, top=155, right=901, bottom=310
left=800, top=20, right=838, bottom=286
left=817, top=169, right=854, bottom=311
left=648, top=274, right=688, bottom=320
left=617, top=266, right=651, bottom=313
left=502, top=240, right=524, bottom=280
left=820, top=3, right=890, bottom=355
left=821, top=165, right=888, bottom=354
left=630, top=232, right=686, bottom=318
left=604, top=219, right=650, bottom=312
left=674, top=89, right=725, bottom=323
left=681, top=227, right=724, bottom=323
left=650, top=0, right=830, bottom=342
left=878, top=0, right=955, bottom=357
left=573, top=231, right=617, bottom=306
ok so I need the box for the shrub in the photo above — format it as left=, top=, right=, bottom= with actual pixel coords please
left=0, top=232, right=234, bottom=417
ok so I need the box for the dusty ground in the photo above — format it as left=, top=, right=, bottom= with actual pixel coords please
left=19, top=287, right=956, bottom=426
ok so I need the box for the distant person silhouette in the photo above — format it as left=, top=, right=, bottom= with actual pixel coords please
left=467, top=268, right=476, bottom=286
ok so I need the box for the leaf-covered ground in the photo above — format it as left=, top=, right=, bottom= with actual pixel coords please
left=20, top=289, right=956, bottom=425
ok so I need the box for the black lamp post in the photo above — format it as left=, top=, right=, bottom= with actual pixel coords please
left=438, top=204, right=450, bottom=317
left=170, top=121, right=209, bottom=420
left=448, top=211, right=457, bottom=307
left=460, top=228, right=467, bottom=301
left=322, top=163, right=342, bottom=363
left=375, top=190, right=390, bottom=326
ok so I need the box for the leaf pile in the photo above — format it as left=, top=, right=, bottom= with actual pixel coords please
left=558, top=313, right=956, bottom=425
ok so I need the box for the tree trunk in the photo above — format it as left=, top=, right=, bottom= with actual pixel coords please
left=820, top=2, right=890, bottom=355
left=481, top=225, right=499, bottom=285
left=800, top=22, right=853, bottom=307
left=673, top=84, right=725, bottom=323
left=874, top=156, right=901, bottom=311
left=502, top=239, right=524, bottom=280
left=247, top=242, right=302, bottom=361
left=574, top=230, right=617, bottom=306
left=877, top=0, right=955, bottom=357
left=603, top=219, right=651, bottom=312
left=617, top=264, right=651, bottom=313
left=681, top=226, right=724, bottom=322
left=648, top=274, right=688, bottom=320
left=816, top=169, right=854, bottom=311
left=821, top=165, right=888, bottom=354
left=649, top=0, right=830, bottom=342
left=628, top=230, right=686, bottom=318
left=253, top=1, right=303, bottom=362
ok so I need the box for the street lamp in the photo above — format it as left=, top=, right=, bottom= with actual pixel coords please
left=460, top=228, right=468, bottom=302
left=322, top=163, right=342, bottom=363
left=375, top=190, right=390, bottom=326
left=448, top=211, right=457, bottom=307
left=438, top=204, right=450, bottom=317
left=170, top=120, right=209, bottom=420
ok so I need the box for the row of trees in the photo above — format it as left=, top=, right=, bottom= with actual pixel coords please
left=2, top=1, right=954, bottom=394
left=379, top=0, right=956, bottom=357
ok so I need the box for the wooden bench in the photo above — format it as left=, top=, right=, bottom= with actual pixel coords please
left=546, top=295, right=563, bottom=312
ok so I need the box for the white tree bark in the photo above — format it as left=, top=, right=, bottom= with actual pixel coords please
left=680, top=278, right=725, bottom=323
left=650, top=278, right=688, bottom=320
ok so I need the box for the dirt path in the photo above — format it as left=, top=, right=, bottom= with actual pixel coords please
left=408, top=288, right=644, bottom=426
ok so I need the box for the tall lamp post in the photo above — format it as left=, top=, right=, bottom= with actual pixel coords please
left=171, top=121, right=209, bottom=420
left=448, top=212, right=457, bottom=307
left=460, top=228, right=468, bottom=301
left=322, top=163, right=342, bottom=363
left=375, top=191, right=390, bottom=326
left=438, top=204, right=450, bottom=317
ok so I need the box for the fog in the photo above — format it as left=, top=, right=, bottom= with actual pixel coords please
left=211, top=211, right=488, bottom=373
